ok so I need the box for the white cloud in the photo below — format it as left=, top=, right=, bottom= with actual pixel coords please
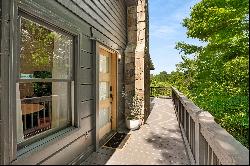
left=150, top=25, right=177, bottom=38
left=149, top=0, right=203, bottom=74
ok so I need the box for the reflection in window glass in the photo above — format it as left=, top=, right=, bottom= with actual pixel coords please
left=20, top=17, right=73, bottom=79
left=17, top=17, right=73, bottom=145
left=17, top=82, right=69, bottom=140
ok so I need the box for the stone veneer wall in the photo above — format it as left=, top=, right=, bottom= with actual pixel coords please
left=144, top=0, right=150, bottom=121
left=125, top=0, right=150, bottom=123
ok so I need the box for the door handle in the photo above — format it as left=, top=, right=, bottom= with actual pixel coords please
left=110, top=86, right=113, bottom=103
left=110, top=94, right=113, bottom=102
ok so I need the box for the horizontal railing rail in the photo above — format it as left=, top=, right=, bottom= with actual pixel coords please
left=171, top=87, right=249, bottom=165
left=150, top=86, right=171, bottom=98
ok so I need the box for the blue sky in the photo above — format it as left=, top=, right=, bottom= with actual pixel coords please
left=149, top=0, right=202, bottom=75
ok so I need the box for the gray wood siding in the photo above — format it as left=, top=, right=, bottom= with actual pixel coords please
left=57, top=0, right=127, bottom=49
left=0, top=0, right=3, bottom=161
left=1, top=0, right=11, bottom=164
left=2, top=0, right=127, bottom=164
left=0, top=0, right=2, bottom=163
left=40, top=131, right=94, bottom=165
left=13, top=128, right=94, bottom=164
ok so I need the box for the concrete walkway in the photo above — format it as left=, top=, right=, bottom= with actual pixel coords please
left=81, top=98, right=190, bottom=165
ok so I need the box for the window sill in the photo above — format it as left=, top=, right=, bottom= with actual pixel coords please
left=16, top=126, right=80, bottom=160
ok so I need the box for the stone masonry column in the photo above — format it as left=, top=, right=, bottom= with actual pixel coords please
left=125, top=0, right=150, bottom=123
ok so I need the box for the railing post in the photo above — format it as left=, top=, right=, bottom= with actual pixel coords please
left=188, top=115, right=191, bottom=147
left=171, top=87, right=174, bottom=99
left=195, top=115, right=200, bottom=165
left=184, top=106, right=186, bottom=133
left=177, top=100, right=181, bottom=123
left=181, top=104, right=184, bottom=126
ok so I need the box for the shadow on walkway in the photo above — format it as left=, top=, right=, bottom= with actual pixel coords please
left=81, top=98, right=189, bottom=165
left=145, top=129, right=189, bottom=164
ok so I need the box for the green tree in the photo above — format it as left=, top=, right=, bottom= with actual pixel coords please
left=175, top=0, right=249, bottom=148
left=149, top=57, right=155, bottom=70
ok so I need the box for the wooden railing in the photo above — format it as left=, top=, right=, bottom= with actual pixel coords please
left=171, top=87, right=249, bottom=165
left=150, top=87, right=171, bottom=97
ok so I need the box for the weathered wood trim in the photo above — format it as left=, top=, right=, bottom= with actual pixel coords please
left=94, top=41, right=100, bottom=151
left=1, top=0, right=11, bottom=164
left=73, top=33, right=81, bottom=128
left=111, top=50, right=118, bottom=131
left=9, top=0, right=18, bottom=161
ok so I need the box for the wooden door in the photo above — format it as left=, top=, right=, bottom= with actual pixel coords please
left=99, top=48, right=116, bottom=140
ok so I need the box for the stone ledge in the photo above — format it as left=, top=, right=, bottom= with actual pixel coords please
left=199, top=111, right=249, bottom=165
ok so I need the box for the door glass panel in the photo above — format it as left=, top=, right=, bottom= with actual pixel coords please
left=99, top=82, right=110, bottom=101
left=99, top=107, right=111, bottom=128
left=99, top=55, right=109, bottom=73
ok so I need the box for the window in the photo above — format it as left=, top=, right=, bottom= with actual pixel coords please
left=16, top=16, right=74, bottom=146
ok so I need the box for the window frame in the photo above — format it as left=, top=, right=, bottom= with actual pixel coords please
left=16, top=10, right=77, bottom=150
